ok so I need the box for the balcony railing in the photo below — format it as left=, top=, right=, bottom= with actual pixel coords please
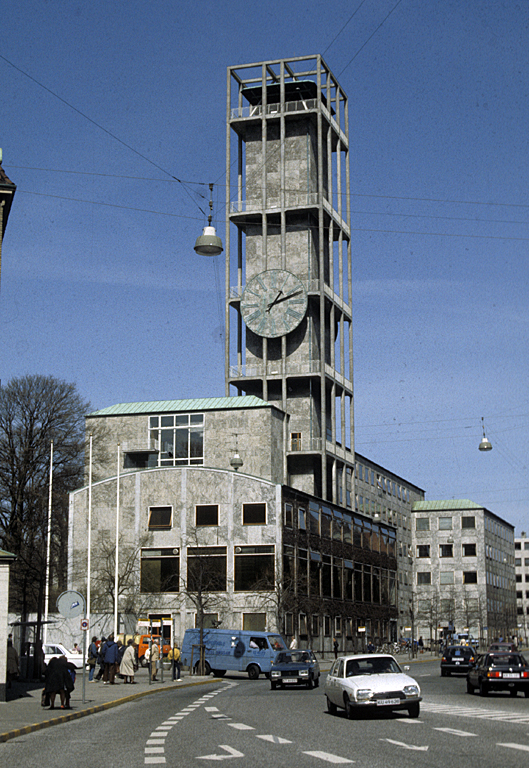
left=229, top=360, right=322, bottom=378
left=231, top=98, right=319, bottom=120
left=230, top=191, right=319, bottom=213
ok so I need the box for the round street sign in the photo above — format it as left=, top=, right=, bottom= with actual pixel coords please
left=81, top=618, right=89, bottom=631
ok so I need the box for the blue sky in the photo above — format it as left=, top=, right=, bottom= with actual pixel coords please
left=1, top=1, right=528, bottom=532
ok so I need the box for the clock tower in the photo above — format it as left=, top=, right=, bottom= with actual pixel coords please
left=225, top=56, right=354, bottom=505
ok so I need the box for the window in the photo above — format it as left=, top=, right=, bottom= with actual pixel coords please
left=234, top=546, right=274, bottom=591
left=187, top=546, right=227, bottom=591
left=149, top=412, right=204, bottom=466
left=462, top=516, right=475, bottom=529
left=284, top=503, right=293, bottom=528
left=140, top=548, right=179, bottom=592
left=440, top=544, right=453, bottom=558
left=516, top=574, right=522, bottom=582
left=525, top=542, right=529, bottom=550
left=195, top=613, right=218, bottom=629
left=416, top=518, right=429, bottom=531
left=243, top=503, right=266, bottom=525
left=515, top=558, right=522, bottom=566
left=196, top=504, right=218, bottom=526
left=242, top=613, right=266, bottom=631
left=516, top=591, right=523, bottom=599
left=308, top=502, right=320, bottom=535
left=515, top=541, right=521, bottom=550
left=417, top=545, right=430, bottom=558
left=526, top=591, right=529, bottom=600
left=462, top=542, right=476, bottom=556
left=148, top=506, right=172, bottom=530
left=440, top=571, right=454, bottom=585
left=439, top=517, right=452, bottom=530
left=291, top=432, right=301, bottom=451
left=525, top=575, right=529, bottom=583
left=299, top=507, right=306, bottom=530
left=417, top=572, right=431, bottom=585
left=463, top=571, right=478, bottom=584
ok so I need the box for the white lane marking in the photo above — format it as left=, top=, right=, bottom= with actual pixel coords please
left=205, top=706, right=219, bottom=711
left=145, top=759, right=166, bottom=765
left=497, top=743, right=529, bottom=752
left=145, top=748, right=165, bottom=754
left=211, top=714, right=231, bottom=720
left=256, top=735, right=293, bottom=744
left=196, top=745, right=244, bottom=760
left=433, top=728, right=477, bottom=737
left=147, top=740, right=166, bottom=745
left=421, top=702, right=529, bottom=723
left=228, top=723, right=255, bottom=730
left=381, top=739, right=429, bottom=752
left=302, top=751, right=354, bottom=764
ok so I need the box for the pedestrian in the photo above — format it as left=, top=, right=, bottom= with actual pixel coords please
left=71, top=642, right=82, bottom=654
left=168, top=643, right=182, bottom=681
left=6, top=639, right=19, bottom=688
left=102, top=633, right=119, bottom=684
left=418, top=636, right=424, bottom=654
left=88, top=636, right=98, bottom=682
left=150, top=639, right=160, bottom=681
left=58, top=655, right=76, bottom=709
left=94, top=636, right=106, bottom=681
left=120, top=639, right=137, bottom=684
left=333, top=637, right=339, bottom=659
left=43, top=656, right=70, bottom=709
left=289, top=635, right=298, bottom=650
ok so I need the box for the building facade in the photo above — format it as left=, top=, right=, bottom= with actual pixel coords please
left=515, top=532, right=529, bottom=644
left=411, top=500, right=516, bottom=647
left=68, top=397, right=400, bottom=651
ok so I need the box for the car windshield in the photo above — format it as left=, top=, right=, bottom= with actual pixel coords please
left=276, top=651, right=312, bottom=664
left=488, top=654, right=526, bottom=667
left=346, top=657, right=401, bottom=676
left=268, top=635, right=286, bottom=651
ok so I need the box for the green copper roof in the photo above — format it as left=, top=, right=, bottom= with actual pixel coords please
left=412, top=499, right=484, bottom=511
left=88, top=395, right=273, bottom=418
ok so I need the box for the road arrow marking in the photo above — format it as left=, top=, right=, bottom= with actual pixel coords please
left=434, top=728, right=477, bottom=737
left=196, top=745, right=244, bottom=761
left=256, top=735, right=292, bottom=744
left=497, top=743, right=529, bottom=753
left=381, top=739, right=429, bottom=752
left=303, top=751, right=353, bottom=764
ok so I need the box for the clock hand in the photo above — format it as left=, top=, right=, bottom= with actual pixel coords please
left=268, top=290, right=303, bottom=307
left=266, top=290, right=283, bottom=312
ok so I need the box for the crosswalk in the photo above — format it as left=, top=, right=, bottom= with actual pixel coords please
left=421, top=701, right=529, bottom=724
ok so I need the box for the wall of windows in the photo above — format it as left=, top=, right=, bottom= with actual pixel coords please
left=140, top=548, right=180, bottom=592
left=149, top=413, right=204, bottom=466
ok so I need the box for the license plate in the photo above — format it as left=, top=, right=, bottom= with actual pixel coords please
left=283, top=678, right=298, bottom=684
left=503, top=673, right=520, bottom=679
left=376, top=698, right=400, bottom=706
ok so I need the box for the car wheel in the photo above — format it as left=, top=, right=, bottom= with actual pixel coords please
left=247, top=664, right=260, bottom=680
left=408, top=702, right=420, bottom=718
left=326, top=696, right=337, bottom=715
left=212, top=669, right=226, bottom=677
left=306, top=677, right=314, bottom=690
left=466, top=678, right=474, bottom=694
left=479, top=679, right=488, bottom=697
left=270, top=681, right=277, bottom=690
left=441, top=669, right=446, bottom=677
left=314, top=676, right=320, bottom=688
left=194, top=661, right=211, bottom=676
left=344, top=697, right=355, bottom=719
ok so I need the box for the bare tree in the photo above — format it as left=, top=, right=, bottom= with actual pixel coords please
left=0, top=374, right=89, bottom=650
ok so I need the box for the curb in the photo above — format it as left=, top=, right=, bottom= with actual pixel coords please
left=0, top=677, right=217, bottom=744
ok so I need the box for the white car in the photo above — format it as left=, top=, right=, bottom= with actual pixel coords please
left=41, top=642, right=86, bottom=669
left=325, top=654, right=422, bottom=718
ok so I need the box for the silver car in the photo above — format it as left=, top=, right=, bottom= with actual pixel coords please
left=325, top=654, right=422, bottom=718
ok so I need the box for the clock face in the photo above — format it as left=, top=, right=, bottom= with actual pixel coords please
left=241, top=269, right=308, bottom=338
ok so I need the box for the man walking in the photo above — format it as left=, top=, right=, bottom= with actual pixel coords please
left=103, top=634, right=119, bottom=684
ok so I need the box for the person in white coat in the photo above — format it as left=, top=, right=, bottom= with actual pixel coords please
left=120, top=639, right=137, bottom=684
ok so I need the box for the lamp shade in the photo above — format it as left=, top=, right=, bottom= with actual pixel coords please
left=194, top=225, right=223, bottom=256
left=479, top=436, right=492, bottom=452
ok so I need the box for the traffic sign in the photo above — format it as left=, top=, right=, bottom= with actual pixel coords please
left=81, top=618, right=89, bottom=631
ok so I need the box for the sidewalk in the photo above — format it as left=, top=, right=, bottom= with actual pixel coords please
left=0, top=667, right=212, bottom=744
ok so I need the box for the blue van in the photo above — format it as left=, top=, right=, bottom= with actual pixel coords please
left=181, top=628, right=287, bottom=679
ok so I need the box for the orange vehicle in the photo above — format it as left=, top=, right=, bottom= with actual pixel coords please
left=137, top=634, right=171, bottom=666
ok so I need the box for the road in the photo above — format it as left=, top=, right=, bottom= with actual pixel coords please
left=1, top=659, right=529, bottom=766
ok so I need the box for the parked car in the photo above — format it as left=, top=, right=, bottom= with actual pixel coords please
left=325, top=654, right=422, bottom=718
left=440, top=645, right=476, bottom=676
left=467, top=652, right=529, bottom=697
left=31, top=642, right=86, bottom=669
left=269, top=650, right=320, bottom=690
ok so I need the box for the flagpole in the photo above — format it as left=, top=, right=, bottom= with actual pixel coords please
left=86, top=434, right=93, bottom=627
left=43, top=440, right=53, bottom=646
left=113, top=443, right=120, bottom=638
